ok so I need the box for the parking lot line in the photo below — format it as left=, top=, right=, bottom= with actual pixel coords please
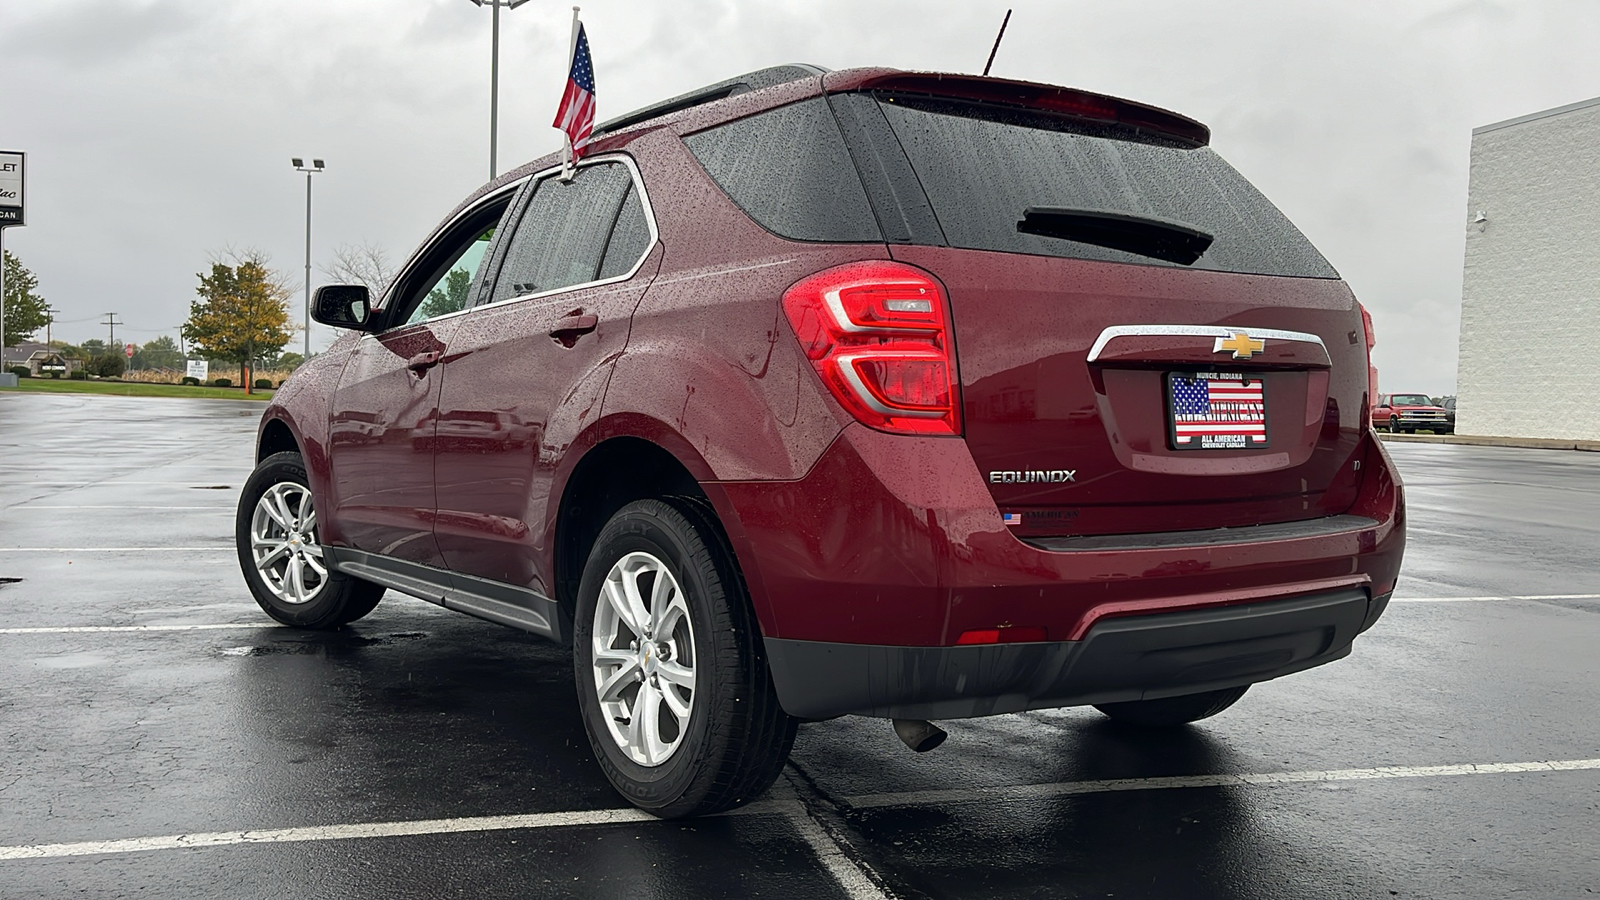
left=840, top=758, right=1600, bottom=810
left=1392, top=593, right=1600, bottom=602
left=0, top=547, right=232, bottom=553
left=0, top=624, right=262, bottom=635
left=9, top=506, right=233, bottom=510
left=3, top=758, right=1596, bottom=863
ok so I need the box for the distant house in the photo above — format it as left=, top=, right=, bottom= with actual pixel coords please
left=2, top=342, right=82, bottom=376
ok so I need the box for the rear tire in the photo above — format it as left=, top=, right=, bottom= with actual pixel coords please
left=573, top=498, right=796, bottom=818
left=1093, top=685, right=1250, bottom=727
left=236, top=451, right=384, bottom=629
left=1387, top=416, right=1399, bottom=433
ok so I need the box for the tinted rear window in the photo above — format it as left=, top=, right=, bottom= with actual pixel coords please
left=874, top=95, right=1337, bottom=278
left=683, top=98, right=882, bottom=244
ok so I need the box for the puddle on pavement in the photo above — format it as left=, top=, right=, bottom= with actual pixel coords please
left=217, top=631, right=429, bottom=657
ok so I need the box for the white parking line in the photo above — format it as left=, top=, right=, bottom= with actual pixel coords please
left=0, top=548, right=232, bottom=553
left=3, top=757, right=1596, bottom=862
left=0, top=809, right=656, bottom=861
left=0, top=624, right=262, bottom=635
left=1392, top=593, right=1600, bottom=602
left=9, top=506, right=233, bottom=510
left=780, top=779, right=892, bottom=900
left=841, top=758, right=1600, bottom=809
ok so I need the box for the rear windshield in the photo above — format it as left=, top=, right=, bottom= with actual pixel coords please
left=870, top=94, right=1338, bottom=278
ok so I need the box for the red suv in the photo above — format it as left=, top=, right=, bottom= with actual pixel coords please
left=237, top=65, right=1405, bottom=817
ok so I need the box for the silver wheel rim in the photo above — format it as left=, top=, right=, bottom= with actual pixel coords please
left=249, top=482, right=328, bottom=606
left=591, top=551, right=697, bottom=767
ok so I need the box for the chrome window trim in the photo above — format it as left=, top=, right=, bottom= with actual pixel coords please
left=470, top=152, right=661, bottom=314
left=1085, top=324, right=1328, bottom=362
left=374, top=175, right=532, bottom=326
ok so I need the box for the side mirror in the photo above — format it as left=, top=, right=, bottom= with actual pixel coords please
left=312, top=285, right=373, bottom=331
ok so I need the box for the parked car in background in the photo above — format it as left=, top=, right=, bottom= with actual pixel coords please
left=236, top=64, right=1406, bottom=818
left=1371, top=393, right=1452, bottom=433
left=1442, top=396, right=1456, bottom=431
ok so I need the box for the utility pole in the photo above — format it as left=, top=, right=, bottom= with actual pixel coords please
left=44, top=306, right=56, bottom=346
left=466, top=0, right=535, bottom=179
left=103, top=312, right=122, bottom=348
left=291, top=158, right=324, bottom=359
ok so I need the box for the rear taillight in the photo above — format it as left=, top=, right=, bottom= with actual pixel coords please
left=1358, top=301, right=1378, bottom=403
left=782, top=261, right=961, bottom=436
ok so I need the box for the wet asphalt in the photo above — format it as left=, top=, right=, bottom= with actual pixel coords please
left=0, top=391, right=1597, bottom=899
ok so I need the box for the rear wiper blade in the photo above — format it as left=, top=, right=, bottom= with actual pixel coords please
left=1017, top=207, right=1214, bottom=265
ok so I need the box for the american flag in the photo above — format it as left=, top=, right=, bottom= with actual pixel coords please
left=1003, top=513, right=1023, bottom=526
left=1171, top=374, right=1266, bottom=445
left=552, top=22, right=596, bottom=157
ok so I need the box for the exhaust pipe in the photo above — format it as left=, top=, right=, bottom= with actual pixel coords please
left=892, top=718, right=947, bottom=753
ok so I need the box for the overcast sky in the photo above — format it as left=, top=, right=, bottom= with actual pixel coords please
left=4, top=0, right=1598, bottom=392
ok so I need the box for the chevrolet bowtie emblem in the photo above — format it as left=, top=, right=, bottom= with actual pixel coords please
left=1214, top=331, right=1266, bottom=360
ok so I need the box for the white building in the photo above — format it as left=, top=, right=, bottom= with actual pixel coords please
left=1457, top=96, right=1600, bottom=441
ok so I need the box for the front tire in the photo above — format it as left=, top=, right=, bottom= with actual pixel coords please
left=236, top=451, right=384, bottom=629
left=1093, top=685, right=1250, bottom=727
left=573, top=498, right=796, bottom=818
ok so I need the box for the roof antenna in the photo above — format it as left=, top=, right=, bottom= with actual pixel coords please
left=982, top=9, right=1012, bottom=77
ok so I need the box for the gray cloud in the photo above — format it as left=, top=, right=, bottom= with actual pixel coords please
left=3, top=0, right=1599, bottom=393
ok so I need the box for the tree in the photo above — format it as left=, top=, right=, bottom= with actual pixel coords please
left=80, top=339, right=107, bottom=358
left=136, top=335, right=184, bottom=371
left=322, top=241, right=396, bottom=297
left=3, top=250, right=49, bottom=347
left=418, top=268, right=471, bottom=320
left=182, top=250, right=293, bottom=394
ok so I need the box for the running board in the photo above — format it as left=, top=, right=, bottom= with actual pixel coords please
left=324, top=546, right=568, bottom=643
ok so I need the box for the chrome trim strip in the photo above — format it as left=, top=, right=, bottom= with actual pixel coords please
left=1085, top=324, right=1328, bottom=362
left=475, top=153, right=660, bottom=311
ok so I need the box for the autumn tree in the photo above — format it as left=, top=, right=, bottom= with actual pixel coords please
left=182, top=251, right=293, bottom=394
left=3, top=250, right=49, bottom=347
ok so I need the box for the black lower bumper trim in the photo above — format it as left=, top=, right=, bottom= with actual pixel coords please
left=766, top=588, right=1384, bottom=720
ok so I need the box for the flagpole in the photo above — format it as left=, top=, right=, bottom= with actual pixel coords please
left=561, top=6, right=581, bottom=177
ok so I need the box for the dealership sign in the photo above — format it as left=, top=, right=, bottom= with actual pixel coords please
left=0, top=152, right=21, bottom=225
left=186, top=359, right=209, bottom=382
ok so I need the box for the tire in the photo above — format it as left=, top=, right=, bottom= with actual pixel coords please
left=236, top=451, right=384, bottom=629
left=573, top=497, right=797, bottom=818
left=1093, top=685, right=1250, bottom=727
left=1387, top=416, right=1399, bottom=433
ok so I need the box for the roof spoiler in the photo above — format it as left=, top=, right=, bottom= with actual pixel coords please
left=591, top=64, right=828, bottom=137
left=849, top=72, right=1210, bottom=148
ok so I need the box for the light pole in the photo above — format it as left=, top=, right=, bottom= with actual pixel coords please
left=291, top=158, right=324, bottom=359
left=467, top=0, right=534, bottom=179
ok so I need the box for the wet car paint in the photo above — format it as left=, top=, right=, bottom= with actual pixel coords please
left=2, top=396, right=1597, bottom=899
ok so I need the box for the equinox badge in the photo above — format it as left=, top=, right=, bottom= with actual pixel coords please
left=989, top=469, right=1076, bottom=484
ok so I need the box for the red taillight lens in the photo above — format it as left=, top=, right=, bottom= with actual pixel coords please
left=955, top=626, right=1048, bottom=645
left=1358, top=301, right=1379, bottom=405
left=783, top=261, right=961, bottom=436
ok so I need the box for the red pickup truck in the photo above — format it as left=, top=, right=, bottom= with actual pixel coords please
left=1371, top=394, right=1452, bottom=434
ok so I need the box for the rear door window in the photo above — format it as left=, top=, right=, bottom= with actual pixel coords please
left=490, top=160, right=638, bottom=303
left=871, top=94, right=1337, bottom=278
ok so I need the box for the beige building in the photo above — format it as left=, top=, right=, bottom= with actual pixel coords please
left=1457, top=96, right=1600, bottom=441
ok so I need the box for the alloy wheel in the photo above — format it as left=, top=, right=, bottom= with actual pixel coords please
left=249, top=482, right=327, bottom=605
left=591, top=551, right=698, bottom=767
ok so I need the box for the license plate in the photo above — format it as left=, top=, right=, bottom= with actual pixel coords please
left=1166, top=372, right=1268, bottom=450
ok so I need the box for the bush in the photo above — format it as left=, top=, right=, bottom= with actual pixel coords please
left=181, top=376, right=201, bottom=386
left=212, top=377, right=232, bottom=387
left=277, top=379, right=288, bottom=388
left=69, top=369, right=89, bottom=380
left=86, top=354, right=126, bottom=378
left=8, top=366, right=30, bottom=378
left=253, top=378, right=272, bottom=390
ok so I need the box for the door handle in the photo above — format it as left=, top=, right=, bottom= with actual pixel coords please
left=549, top=312, right=599, bottom=345
left=406, top=350, right=442, bottom=374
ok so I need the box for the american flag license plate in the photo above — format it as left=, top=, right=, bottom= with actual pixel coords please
left=1166, top=372, right=1268, bottom=450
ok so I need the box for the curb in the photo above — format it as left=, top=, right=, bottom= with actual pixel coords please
left=1378, top=433, right=1600, bottom=452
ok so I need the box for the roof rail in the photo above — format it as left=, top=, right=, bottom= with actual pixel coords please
left=591, top=64, right=828, bottom=136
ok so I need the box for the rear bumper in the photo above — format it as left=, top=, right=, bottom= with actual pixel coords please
left=767, top=588, right=1389, bottom=719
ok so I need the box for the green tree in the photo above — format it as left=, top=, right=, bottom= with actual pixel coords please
left=418, top=268, right=472, bottom=320
left=80, top=339, right=107, bottom=358
left=182, top=251, right=293, bottom=394
left=136, top=335, right=184, bottom=371
left=3, top=250, right=49, bottom=347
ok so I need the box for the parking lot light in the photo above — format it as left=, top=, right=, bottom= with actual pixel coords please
left=292, top=158, right=326, bottom=359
